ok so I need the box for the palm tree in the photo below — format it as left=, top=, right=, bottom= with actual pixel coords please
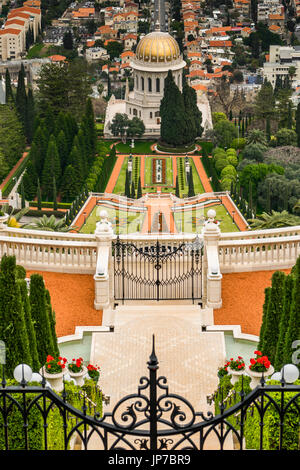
left=248, top=210, right=300, bottom=230
left=246, top=129, right=268, bottom=147
left=22, top=215, right=75, bottom=232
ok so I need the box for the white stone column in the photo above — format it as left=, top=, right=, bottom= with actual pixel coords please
left=94, top=211, right=114, bottom=320
left=202, top=209, right=222, bottom=309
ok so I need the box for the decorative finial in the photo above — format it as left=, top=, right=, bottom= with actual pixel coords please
left=147, top=335, right=158, bottom=370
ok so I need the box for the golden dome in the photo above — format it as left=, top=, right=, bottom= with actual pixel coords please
left=136, top=31, right=181, bottom=63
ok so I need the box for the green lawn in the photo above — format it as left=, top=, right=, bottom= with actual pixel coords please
left=80, top=205, right=146, bottom=234
left=190, top=159, right=205, bottom=194
left=144, top=156, right=174, bottom=187
left=174, top=204, right=240, bottom=233
left=26, top=42, right=45, bottom=59
left=115, top=141, right=156, bottom=154
left=112, top=157, right=128, bottom=194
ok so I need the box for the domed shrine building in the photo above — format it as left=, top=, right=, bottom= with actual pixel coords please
left=103, top=29, right=186, bottom=138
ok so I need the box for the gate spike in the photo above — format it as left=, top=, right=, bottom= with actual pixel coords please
left=148, top=335, right=158, bottom=370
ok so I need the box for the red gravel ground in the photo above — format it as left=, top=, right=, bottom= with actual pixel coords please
left=26, top=271, right=102, bottom=338
left=214, top=269, right=291, bottom=336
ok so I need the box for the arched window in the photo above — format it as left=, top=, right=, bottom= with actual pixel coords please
left=136, top=75, right=139, bottom=90
left=156, top=77, right=160, bottom=92
left=141, top=76, right=144, bottom=91
left=133, top=108, right=137, bottom=116
left=148, top=77, right=152, bottom=92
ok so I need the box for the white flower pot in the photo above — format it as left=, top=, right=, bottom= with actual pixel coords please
left=40, top=366, right=66, bottom=393
left=246, top=365, right=274, bottom=389
left=68, top=366, right=87, bottom=387
left=228, top=367, right=246, bottom=386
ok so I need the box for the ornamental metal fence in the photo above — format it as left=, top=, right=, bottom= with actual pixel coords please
left=0, top=337, right=300, bottom=451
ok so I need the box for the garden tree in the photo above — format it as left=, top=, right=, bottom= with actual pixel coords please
left=36, top=60, right=92, bottom=120
left=246, top=129, right=267, bottom=147
left=254, top=79, right=275, bottom=126
left=81, top=98, right=97, bottom=161
left=0, top=152, right=9, bottom=182
left=45, top=289, right=59, bottom=358
left=296, top=102, right=300, bottom=147
left=110, top=113, right=130, bottom=141
left=0, top=102, right=26, bottom=169
left=20, top=179, right=25, bottom=209
left=213, top=119, right=238, bottom=148
left=44, top=105, right=56, bottom=138
left=209, top=78, right=246, bottom=117
left=31, top=125, right=48, bottom=176
left=125, top=169, right=131, bottom=198
left=64, top=112, right=79, bottom=153
left=53, top=177, right=57, bottom=211
left=42, top=135, right=61, bottom=200
left=127, top=116, right=145, bottom=138
left=212, top=112, right=227, bottom=125
left=60, top=165, right=81, bottom=202
left=67, top=144, right=85, bottom=189
left=56, top=130, right=69, bottom=173
left=260, top=271, right=286, bottom=363
left=175, top=175, right=180, bottom=198
left=16, top=64, right=27, bottom=130
left=29, top=274, right=56, bottom=365
left=257, top=287, right=271, bottom=352
left=137, top=177, right=142, bottom=199
left=274, top=274, right=295, bottom=371
left=131, top=181, right=135, bottom=199
left=266, top=116, right=271, bottom=142
left=18, top=279, right=40, bottom=372
left=182, top=77, right=203, bottom=138
left=160, top=70, right=190, bottom=146
left=239, top=162, right=284, bottom=203
left=188, top=169, right=195, bottom=197
left=5, top=68, right=14, bottom=104
left=283, top=256, right=300, bottom=365
left=63, top=30, right=73, bottom=50
left=25, top=89, right=35, bottom=143
left=276, top=89, right=294, bottom=129
left=242, top=143, right=266, bottom=162
left=248, top=210, right=300, bottom=229
left=37, top=178, right=42, bottom=210
left=106, top=40, right=124, bottom=59
left=0, top=255, right=31, bottom=377
left=275, top=128, right=297, bottom=147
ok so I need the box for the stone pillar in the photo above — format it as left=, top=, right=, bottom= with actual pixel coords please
left=94, top=210, right=114, bottom=314
left=202, top=209, right=222, bottom=309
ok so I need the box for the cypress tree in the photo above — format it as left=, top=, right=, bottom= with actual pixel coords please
left=16, top=64, right=27, bottom=130
left=42, top=135, right=61, bottom=200
left=296, top=102, right=300, bottom=148
left=283, top=257, right=300, bottom=365
left=18, top=279, right=40, bottom=372
left=56, top=130, right=69, bottom=174
left=32, top=125, right=48, bottom=177
left=175, top=175, right=180, bottom=198
left=29, top=274, right=56, bottom=366
left=0, top=255, right=31, bottom=377
left=21, top=162, right=38, bottom=201
left=60, top=165, right=80, bottom=202
left=45, top=289, right=59, bottom=358
left=131, top=181, right=135, bottom=199
left=260, top=271, right=286, bottom=364
left=274, top=274, right=295, bottom=371
left=229, top=109, right=233, bottom=121
left=25, top=88, right=35, bottom=143
left=266, top=116, right=271, bottom=142
left=5, top=68, right=14, bottom=103
left=182, top=77, right=203, bottom=140
left=125, top=169, right=130, bottom=198
left=137, top=176, right=142, bottom=199
left=68, top=143, right=84, bottom=189
left=188, top=169, right=195, bottom=197
left=37, top=178, right=42, bottom=210
left=257, top=287, right=271, bottom=352
left=53, top=176, right=57, bottom=211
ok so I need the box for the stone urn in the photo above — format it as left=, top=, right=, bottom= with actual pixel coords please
left=68, top=365, right=87, bottom=387
left=40, top=366, right=66, bottom=393
left=246, top=365, right=275, bottom=390
left=228, top=367, right=246, bottom=386
left=0, top=213, right=9, bottom=230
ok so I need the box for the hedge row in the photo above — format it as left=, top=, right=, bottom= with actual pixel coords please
left=0, top=379, right=102, bottom=450
left=29, top=201, right=72, bottom=209
left=2, top=153, right=30, bottom=198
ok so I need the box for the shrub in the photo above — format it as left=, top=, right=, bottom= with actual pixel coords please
left=221, top=177, right=234, bottom=191
left=215, top=158, right=229, bottom=173
left=227, top=154, right=238, bottom=167
left=231, top=137, right=246, bottom=150
left=220, top=165, right=237, bottom=181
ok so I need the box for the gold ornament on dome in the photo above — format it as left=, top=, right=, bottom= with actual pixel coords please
left=136, top=32, right=180, bottom=63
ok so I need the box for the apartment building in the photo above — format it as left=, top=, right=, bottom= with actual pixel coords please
left=263, top=45, right=300, bottom=87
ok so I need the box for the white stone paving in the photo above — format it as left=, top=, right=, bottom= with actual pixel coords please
left=87, top=305, right=233, bottom=450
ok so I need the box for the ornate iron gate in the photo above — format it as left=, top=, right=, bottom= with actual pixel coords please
left=1, top=337, right=300, bottom=451
left=112, top=236, right=203, bottom=303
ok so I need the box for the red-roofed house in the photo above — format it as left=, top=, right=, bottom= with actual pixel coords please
left=0, top=28, right=24, bottom=60
left=124, top=33, right=137, bottom=50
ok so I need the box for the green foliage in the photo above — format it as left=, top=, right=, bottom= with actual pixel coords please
left=213, top=119, right=238, bottom=148
left=0, top=378, right=102, bottom=450
left=275, top=128, right=297, bottom=147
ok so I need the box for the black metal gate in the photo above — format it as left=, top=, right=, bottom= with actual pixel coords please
left=112, top=236, right=203, bottom=303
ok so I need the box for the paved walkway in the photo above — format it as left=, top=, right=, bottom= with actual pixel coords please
left=89, top=305, right=232, bottom=449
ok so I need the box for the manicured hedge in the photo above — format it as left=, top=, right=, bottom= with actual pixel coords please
left=29, top=201, right=72, bottom=209
left=0, top=378, right=102, bottom=450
